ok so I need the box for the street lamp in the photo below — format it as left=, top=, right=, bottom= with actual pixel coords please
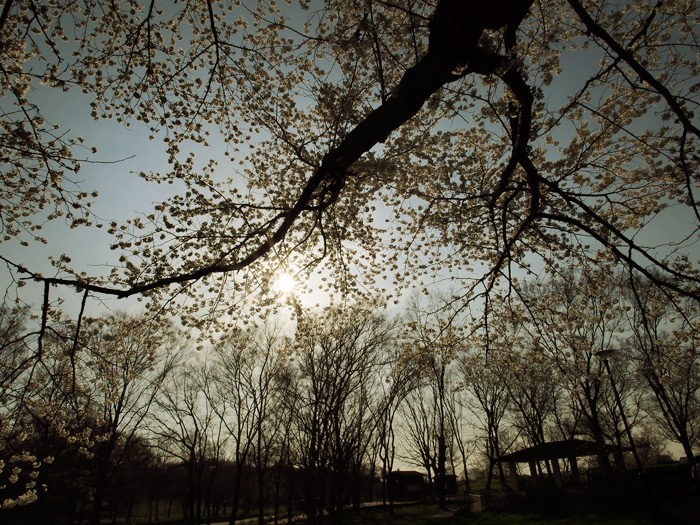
left=595, top=349, right=661, bottom=522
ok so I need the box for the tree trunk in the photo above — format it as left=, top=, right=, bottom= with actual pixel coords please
left=287, top=463, right=294, bottom=525
left=461, top=455, right=471, bottom=513
left=497, top=459, right=507, bottom=488
left=257, top=466, right=265, bottom=525
left=485, top=460, right=494, bottom=490
left=437, top=433, right=446, bottom=509
left=352, top=462, right=361, bottom=509
left=228, top=461, right=245, bottom=525
left=586, top=394, right=614, bottom=475
left=273, top=460, right=282, bottom=524
left=195, top=466, right=204, bottom=525
left=90, top=461, right=109, bottom=525
left=304, top=466, right=318, bottom=525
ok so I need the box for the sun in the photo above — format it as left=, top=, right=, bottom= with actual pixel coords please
left=274, top=273, right=297, bottom=295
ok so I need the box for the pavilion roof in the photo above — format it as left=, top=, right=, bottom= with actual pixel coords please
left=497, top=439, right=626, bottom=463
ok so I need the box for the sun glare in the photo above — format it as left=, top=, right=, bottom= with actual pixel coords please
left=275, top=273, right=296, bottom=294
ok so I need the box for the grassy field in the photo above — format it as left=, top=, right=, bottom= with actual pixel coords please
left=328, top=479, right=700, bottom=525
left=328, top=504, right=660, bottom=524
left=102, top=497, right=698, bottom=525
left=330, top=502, right=695, bottom=525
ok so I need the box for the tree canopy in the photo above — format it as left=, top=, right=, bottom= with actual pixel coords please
left=1, top=0, right=699, bottom=324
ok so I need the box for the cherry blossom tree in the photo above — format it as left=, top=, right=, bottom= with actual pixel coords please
left=3, top=2, right=700, bottom=513
left=519, top=269, right=644, bottom=472
left=626, top=272, right=700, bottom=463
left=0, top=311, right=184, bottom=523
left=74, top=313, right=184, bottom=525
left=0, top=0, right=697, bottom=337
left=0, top=309, right=84, bottom=519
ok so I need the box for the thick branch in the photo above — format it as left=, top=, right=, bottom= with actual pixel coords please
left=0, top=0, right=14, bottom=34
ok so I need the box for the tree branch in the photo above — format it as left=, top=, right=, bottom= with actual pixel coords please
left=567, top=0, right=700, bottom=139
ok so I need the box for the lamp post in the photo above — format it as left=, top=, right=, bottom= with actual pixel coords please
left=595, top=349, right=661, bottom=522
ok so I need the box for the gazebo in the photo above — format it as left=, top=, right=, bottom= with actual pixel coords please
left=497, top=439, right=627, bottom=490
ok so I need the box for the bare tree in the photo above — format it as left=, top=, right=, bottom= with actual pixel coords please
left=245, top=323, right=293, bottom=525
left=403, top=296, right=466, bottom=508
left=522, top=271, right=614, bottom=472
left=504, top=346, right=559, bottom=449
left=291, top=304, right=394, bottom=523
left=149, top=361, right=227, bottom=525
left=207, top=330, right=259, bottom=525
left=373, top=345, right=419, bottom=511
left=444, top=387, right=476, bottom=497
left=460, top=349, right=513, bottom=490
left=400, top=385, right=439, bottom=483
